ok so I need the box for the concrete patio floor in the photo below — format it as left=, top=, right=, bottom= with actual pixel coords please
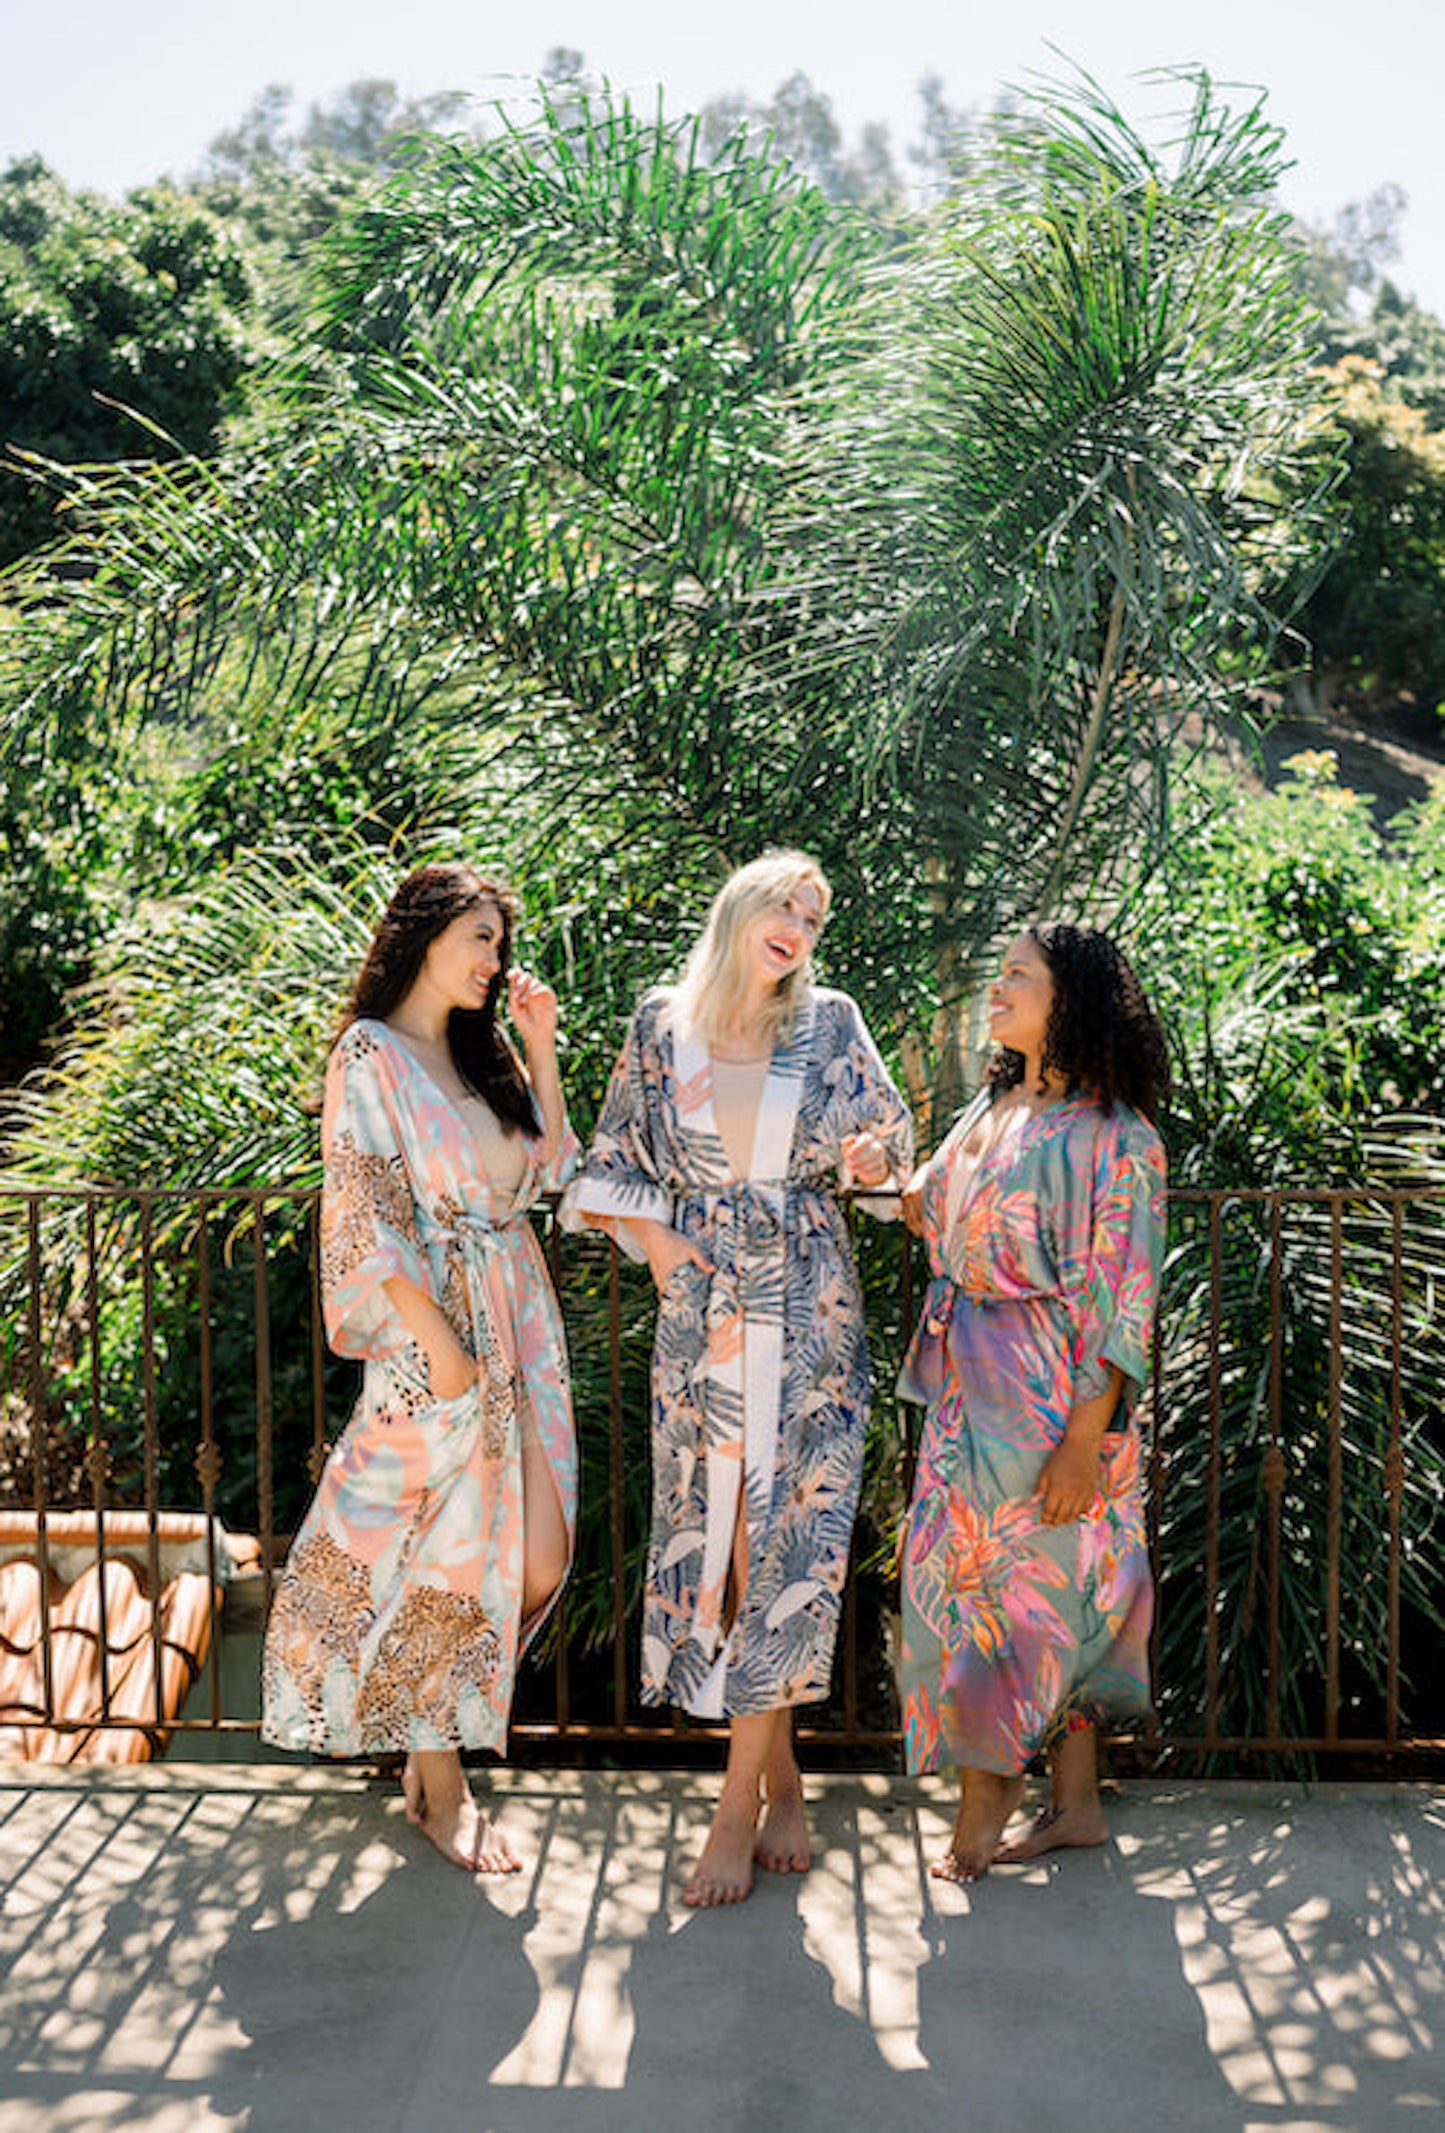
left=0, top=1767, right=1440, bottom=2132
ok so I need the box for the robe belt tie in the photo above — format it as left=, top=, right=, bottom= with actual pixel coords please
left=922, top=1275, right=959, bottom=1336
left=415, top=1205, right=520, bottom=1382
left=676, top=1181, right=840, bottom=1258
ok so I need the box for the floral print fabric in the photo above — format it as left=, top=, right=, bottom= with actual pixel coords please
left=261, top=1020, right=577, bottom=1756
left=565, top=988, right=913, bottom=1719
left=898, top=1090, right=1165, bottom=1775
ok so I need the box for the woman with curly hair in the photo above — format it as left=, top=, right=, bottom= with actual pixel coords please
left=262, top=863, right=576, bottom=1874
left=898, top=923, right=1168, bottom=1882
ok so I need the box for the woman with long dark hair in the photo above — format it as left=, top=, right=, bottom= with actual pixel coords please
left=898, top=923, right=1168, bottom=1882
left=566, top=851, right=913, bottom=1906
left=262, top=863, right=576, bottom=1873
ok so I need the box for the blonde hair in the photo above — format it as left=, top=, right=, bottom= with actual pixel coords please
left=670, top=850, right=832, bottom=1049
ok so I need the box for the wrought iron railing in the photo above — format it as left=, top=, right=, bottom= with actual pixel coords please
left=1, top=1185, right=1440, bottom=1767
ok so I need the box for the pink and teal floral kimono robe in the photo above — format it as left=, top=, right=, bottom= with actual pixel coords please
left=261, top=1019, right=577, bottom=1757
left=898, top=1089, right=1165, bottom=1775
left=565, top=987, right=913, bottom=1720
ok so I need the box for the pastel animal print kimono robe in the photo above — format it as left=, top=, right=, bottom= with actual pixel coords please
left=898, top=1090, right=1165, bottom=1776
left=262, top=1019, right=577, bottom=1757
left=565, top=987, right=913, bottom=1719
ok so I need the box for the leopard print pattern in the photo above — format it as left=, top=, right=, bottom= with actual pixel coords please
left=354, top=1583, right=504, bottom=1747
left=261, top=1532, right=374, bottom=1728
left=322, top=1134, right=419, bottom=1294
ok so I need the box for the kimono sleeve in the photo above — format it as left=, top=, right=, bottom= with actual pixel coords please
left=835, top=996, right=915, bottom=1213
left=1071, top=1110, right=1167, bottom=1411
left=560, top=1005, right=674, bottom=1262
left=319, top=1027, right=431, bottom=1360
left=534, top=1115, right=581, bottom=1197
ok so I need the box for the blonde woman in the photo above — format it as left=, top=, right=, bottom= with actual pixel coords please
left=567, top=852, right=912, bottom=1905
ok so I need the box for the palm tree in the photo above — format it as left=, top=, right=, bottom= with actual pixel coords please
left=1, top=66, right=1337, bottom=1148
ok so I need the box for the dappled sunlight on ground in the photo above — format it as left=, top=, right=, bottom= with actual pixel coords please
left=0, top=1771, right=1439, bottom=2129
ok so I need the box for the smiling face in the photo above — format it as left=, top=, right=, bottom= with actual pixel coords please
left=744, top=880, right=825, bottom=989
left=987, top=931, right=1055, bottom=1061
left=418, top=899, right=507, bottom=1015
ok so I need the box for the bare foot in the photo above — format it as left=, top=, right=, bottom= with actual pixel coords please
left=410, top=1780, right=522, bottom=1876
left=683, top=1782, right=759, bottom=1907
left=930, top=1773, right=1026, bottom=1885
left=755, top=1785, right=811, bottom=1874
left=993, top=1800, right=1109, bottom=1864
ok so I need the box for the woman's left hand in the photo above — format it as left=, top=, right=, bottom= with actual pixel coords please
left=507, top=968, right=558, bottom=1051
left=841, top=1130, right=891, bottom=1190
left=1033, top=1436, right=1102, bottom=1526
left=900, top=1161, right=930, bottom=1236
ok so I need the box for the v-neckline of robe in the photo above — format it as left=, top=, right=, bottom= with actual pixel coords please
left=371, top=1019, right=528, bottom=1194
left=950, top=1087, right=1093, bottom=1225
left=673, top=1000, right=815, bottom=1185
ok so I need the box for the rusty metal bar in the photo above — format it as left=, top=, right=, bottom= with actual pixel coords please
left=1101, top=1733, right=1445, bottom=1756
left=842, top=1552, right=859, bottom=1737
left=1386, top=1200, right=1404, bottom=1747
left=10, top=1179, right=1420, bottom=1208
left=139, top=1196, right=165, bottom=1732
left=253, top=1204, right=276, bottom=1599
left=1325, top=1197, right=1344, bottom=1747
left=546, top=1209, right=570, bottom=1733
left=1264, top=1197, right=1284, bottom=1742
left=307, top=1198, right=327, bottom=1490
left=607, top=1237, right=627, bottom=1732
left=1204, top=1197, right=1223, bottom=1747
left=19, top=1708, right=1439, bottom=1757
left=1146, top=1263, right=1165, bottom=1718
left=196, top=1206, right=222, bottom=1729
left=26, top=1200, right=55, bottom=1725
left=85, top=1199, right=114, bottom=1722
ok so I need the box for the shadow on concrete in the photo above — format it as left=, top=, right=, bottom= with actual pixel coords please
left=1114, top=1785, right=1445, bottom=2132
left=0, top=1773, right=1441, bottom=2131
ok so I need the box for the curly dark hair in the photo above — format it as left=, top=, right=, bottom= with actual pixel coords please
left=339, top=863, right=539, bottom=1136
left=987, top=922, right=1169, bottom=1121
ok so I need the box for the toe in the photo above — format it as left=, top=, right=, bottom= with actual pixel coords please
left=931, top=1849, right=985, bottom=1884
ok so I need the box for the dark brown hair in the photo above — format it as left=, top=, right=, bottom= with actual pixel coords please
left=340, top=863, right=539, bottom=1136
left=987, top=921, right=1169, bottom=1121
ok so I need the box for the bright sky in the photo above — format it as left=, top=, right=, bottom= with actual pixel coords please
left=4, top=0, right=1442, bottom=315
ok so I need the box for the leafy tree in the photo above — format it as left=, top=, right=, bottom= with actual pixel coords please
left=1293, top=181, right=1409, bottom=319
left=1291, top=357, right=1445, bottom=724
left=1132, top=753, right=1445, bottom=1752
left=1283, top=184, right=1445, bottom=724
left=906, top=72, right=980, bottom=190
left=697, top=69, right=902, bottom=207
left=205, top=78, right=476, bottom=184
left=0, top=159, right=257, bottom=564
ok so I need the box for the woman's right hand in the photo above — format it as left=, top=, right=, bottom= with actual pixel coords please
left=901, top=1162, right=931, bottom=1237
left=636, top=1219, right=713, bottom=1296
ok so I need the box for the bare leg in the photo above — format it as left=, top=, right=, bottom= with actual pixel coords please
left=993, top=1723, right=1109, bottom=1863
left=931, top=1766, right=1027, bottom=1884
left=683, top=1708, right=779, bottom=1908
left=755, top=1708, right=810, bottom=1873
left=403, top=1748, right=521, bottom=1875
left=520, top=1421, right=569, bottom=1627
left=396, top=1405, right=566, bottom=1877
